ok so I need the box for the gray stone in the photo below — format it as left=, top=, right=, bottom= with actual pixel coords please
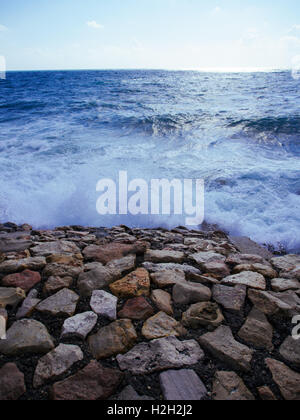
left=191, top=251, right=226, bottom=270
left=117, top=336, right=204, bottom=375
left=172, top=282, right=211, bottom=305
left=222, top=271, right=266, bottom=290
left=0, top=287, right=26, bottom=309
left=279, top=336, right=300, bottom=367
left=33, top=344, right=84, bottom=388
left=16, top=289, right=41, bottom=319
left=42, top=264, right=82, bottom=280
left=145, top=250, right=185, bottom=264
left=248, top=289, right=300, bottom=317
left=0, top=319, right=54, bottom=355
left=212, top=371, right=255, bottom=400
left=143, top=262, right=202, bottom=282
left=160, top=369, right=207, bottom=401
left=31, top=240, right=80, bottom=257
left=77, top=265, right=121, bottom=297
left=229, top=237, right=273, bottom=260
left=36, top=288, right=79, bottom=317
left=271, top=255, right=300, bottom=273
left=61, top=311, right=98, bottom=340
left=212, top=284, right=246, bottom=311
left=43, top=276, right=73, bottom=295
left=226, top=253, right=268, bottom=266
left=271, top=278, right=300, bottom=292
left=151, top=289, right=173, bottom=315
left=114, top=385, right=154, bottom=401
left=0, top=257, right=46, bottom=275
left=107, top=254, right=136, bottom=273
left=90, top=290, right=118, bottom=320
left=0, top=236, right=31, bottom=253
left=266, top=358, right=300, bottom=400
left=238, top=308, right=273, bottom=351
left=151, top=270, right=186, bottom=288
left=0, top=363, right=26, bottom=400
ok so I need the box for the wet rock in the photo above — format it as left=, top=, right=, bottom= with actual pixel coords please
left=222, top=271, right=266, bottom=290
left=61, top=311, right=98, bottom=340
left=0, top=363, right=26, bottom=400
left=0, top=287, right=26, bottom=308
left=43, top=264, right=82, bottom=280
left=0, top=257, right=46, bottom=275
left=0, top=319, right=54, bottom=355
left=182, top=302, right=224, bottom=330
left=107, top=254, right=136, bottom=273
left=90, top=290, right=118, bottom=320
left=114, top=385, right=154, bottom=401
left=229, top=237, right=273, bottom=260
left=110, top=268, right=150, bottom=298
left=88, top=319, right=137, bottom=359
left=52, top=360, right=124, bottom=400
left=1, top=269, right=41, bottom=292
left=36, top=288, right=79, bottom=317
left=257, top=386, right=277, bottom=401
left=31, top=240, right=80, bottom=257
left=43, top=276, right=73, bottom=295
left=279, top=336, right=300, bottom=367
left=83, top=242, right=147, bottom=264
left=16, top=289, right=41, bottom=319
left=33, top=344, right=84, bottom=388
left=172, top=282, right=211, bottom=305
left=151, top=270, right=186, bottom=288
left=118, top=297, right=154, bottom=320
left=266, top=358, right=300, bottom=400
left=145, top=250, right=185, bottom=264
left=226, top=253, right=268, bottom=266
left=160, top=369, right=207, bottom=401
left=151, top=289, right=173, bottom=315
left=271, top=255, right=300, bottom=273
left=238, top=308, right=273, bottom=351
left=198, top=325, right=254, bottom=372
left=142, top=312, right=186, bottom=340
left=212, top=371, right=255, bottom=401
left=248, top=289, right=300, bottom=317
left=117, top=336, right=204, bottom=375
left=271, top=278, right=300, bottom=292
left=212, top=284, right=246, bottom=312
left=78, top=265, right=121, bottom=297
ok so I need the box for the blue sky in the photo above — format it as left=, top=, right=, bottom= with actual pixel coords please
left=1, top=0, right=300, bottom=70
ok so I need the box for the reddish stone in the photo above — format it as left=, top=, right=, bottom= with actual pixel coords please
left=83, top=242, right=147, bottom=264
left=0, top=363, right=26, bottom=400
left=1, top=269, right=41, bottom=292
left=51, top=360, right=124, bottom=400
left=118, top=297, right=155, bottom=320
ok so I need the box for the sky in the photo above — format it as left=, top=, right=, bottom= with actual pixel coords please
left=0, top=0, right=300, bottom=71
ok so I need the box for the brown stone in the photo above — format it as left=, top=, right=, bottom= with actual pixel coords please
left=212, top=284, right=246, bottom=312
left=145, top=250, right=185, bottom=264
left=172, top=281, right=212, bottom=305
left=83, top=242, right=147, bottom=264
left=151, top=270, right=186, bottom=288
left=233, top=263, right=277, bottom=279
left=212, top=371, right=255, bottom=400
left=110, top=268, right=150, bottom=298
left=266, top=358, right=300, bottom=400
left=248, top=289, right=300, bottom=317
left=1, top=269, right=41, bottom=292
left=238, top=308, right=273, bottom=351
left=142, top=312, right=186, bottom=340
left=222, top=271, right=266, bottom=290
left=46, top=254, right=83, bottom=266
left=118, top=297, right=154, bottom=320
left=151, top=289, right=173, bottom=315
left=43, top=276, right=73, bottom=294
left=0, top=363, right=26, bottom=400
left=182, top=302, right=224, bottom=330
left=257, top=386, right=277, bottom=401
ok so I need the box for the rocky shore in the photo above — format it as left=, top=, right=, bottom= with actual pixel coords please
left=0, top=222, right=300, bottom=400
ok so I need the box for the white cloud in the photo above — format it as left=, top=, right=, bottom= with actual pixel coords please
left=280, top=35, right=300, bottom=46
left=86, top=21, right=103, bottom=29
left=212, top=6, right=221, bottom=15
left=0, top=24, right=7, bottom=32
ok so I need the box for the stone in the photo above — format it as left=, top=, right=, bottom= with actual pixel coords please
left=43, top=276, right=73, bottom=295
left=43, top=264, right=82, bottom=280
left=266, top=358, right=300, bottom=400
left=151, top=290, right=173, bottom=315
left=222, top=271, right=266, bottom=290
left=107, top=254, right=136, bottom=273
left=16, top=289, right=41, bottom=319
left=238, top=308, right=273, bottom=351
left=90, top=290, right=118, bottom=320
left=172, top=282, right=211, bottom=305
left=271, top=254, right=300, bottom=273
left=191, top=251, right=226, bottom=270
left=281, top=267, right=300, bottom=280
left=257, top=386, right=277, bottom=401
left=31, top=240, right=80, bottom=257
left=77, top=265, right=121, bottom=297
left=0, top=257, right=46, bottom=275
left=271, top=278, right=300, bottom=292
left=201, top=261, right=230, bottom=279
left=88, top=319, right=137, bottom=359
left=36, top=288, right=79, bottom=317
left=0, top=287, right=26, bottom=308
left=118, top=297, right=154, bottom=320
left=182, top=302, right=224, bottom=330
left=61, top=311, right=98, bottom=340
left=142, top=312, right=186, bottom=340
left=229, top=237, right=273, bottom=260
left=0, top=319, right=54, bottom=355
left=212, top=284, right=246, bottom=312
left=160, top=369, right=207, bottom=401
left=0, top=236, right=31, bottom=254
left=33, top=344, right=84, bottom=388
left=83, top=242, right=147, bottom=264
left=0, top=363, right=26, bottom=400
left=145, top=250, right=185, bottom=264
left=233, top=263, right=277, bottom=279
left=110, top=268, right=150, bottom=298
left=248, top=289, right=300, bottom=317
left=198, top=325, right=254, bottom=372
left=117, top=336, right=204, bottom=375
left=226, top=253, right=268, bottom=266
left=151, top=270, right=186, bottom=288
left=52, top=360, right=124, bottom=400
left=115, top=385, right=154, bottom=401
left=0, top=308, right=7, bottom=339
left=279, top=336, right=300, bottom=367
left=212, top=371, right=255, bottom=401
left=1, top=269, right=41, bottom=292
left=46, top=254, right=83, bottom=266
left=143, top=262, right=203, bottom=282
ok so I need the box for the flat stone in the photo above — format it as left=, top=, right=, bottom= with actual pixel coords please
left=212, top=371, right=255, bottom=401
left=145, top=250, right=185, bottom=264
left=212, top=284, right=246, bottom=312
left=229, top=237, right=273, bottom=260
left=16, top=290, right=41, bottom=319
left=279, top=336, right=300, bottom=367
left=0, top=235, right=31, bottom=253
left=151, top=270, right=186, bottom=288
left=0, top=319, right=54, bottom=355
left=198, top=325, right=254, bottom=372
left=88, top=319, right=137, bottom=359
left=142, top=312, right=186, bottom=340
left=43, top=264, right=82, bottom=280
left=107, top=254, right=136, bottom=273
left=33, top=344, right=84, bottom=388
left=0, top=287, right=26, bottom=308
left=238, top=308, right=273, bottom=351
left=266, top=358, right=300, bottom=400
left=271, top=278, right=300, bottom=292
left=1, top=269, right=41, bottom=292
left=83, top=242, right=147, bottom=264
left=222, top=271, right=266, bottom=290
left=233, top=263, right=277, bottom=279
left=160, top=369, right=207, bottom=401
left=257, top=386, right=277, bottom=401
left=248, top=289, right=300, bottom=317
left=77, top=265, right=121, bottom=297
left=31, top=241, right=80, bottom=257
left=182, top=302, right=224, bottom=330
left=115, top=385, right=154, bottom=401
left=51, top=360, right=124, bottom=400
left=143, top=262, right=202, bottom=282
left=151, top=290, right=173, bottom=315
left=61, top=311, right=98, bottom=340
left=201, top=261, right=230, bottom=279
left=271, top=254, right=300, bottom=273
left=191, top=251, right=226, bottom=270
left=118, top=297, right=154, bottom=320
left=90, top=290, right=118, bottom=320
left=110, top=268, right=150, bottom=298
left=172, top=282, right=211, bottom=305
left=36, top=288, right=79, bottom=317
left=0, top=363, right=26, bottom=400
left=281, top=267, right=300, bottom=280
left=226, top=253, right=268, bottom=266
left=0, top=257, right=46, bottom=275
left=46, top=254, right=83, bottom=266
left=43, top=276, right=73, bottom=295
left=117, top=336, right=204, bottom=375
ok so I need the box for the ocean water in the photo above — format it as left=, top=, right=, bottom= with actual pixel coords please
left=0, top=70, right=300, bottom=251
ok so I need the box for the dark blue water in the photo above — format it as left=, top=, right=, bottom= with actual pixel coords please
left=0, top=70, right=300, bottom=250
